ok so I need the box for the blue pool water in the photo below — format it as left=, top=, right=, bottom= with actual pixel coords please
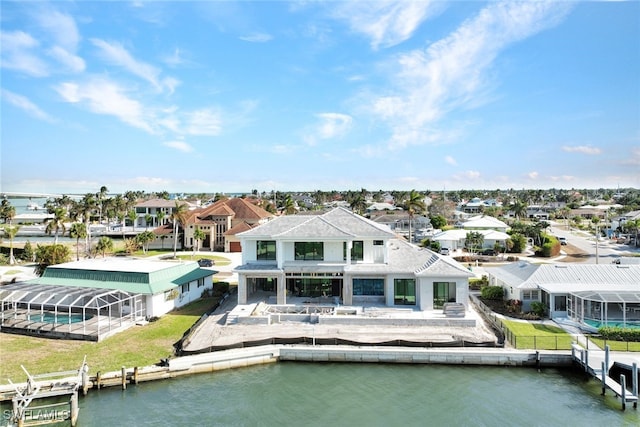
left=28, top=313, right=91, bottom=324
left=584, top=319, right=640, bottom=329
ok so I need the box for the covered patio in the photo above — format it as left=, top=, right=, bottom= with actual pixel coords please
left=0, top=282, right=146, bottom=341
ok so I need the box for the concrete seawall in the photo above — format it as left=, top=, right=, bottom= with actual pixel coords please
left=0, top=345, right=573, bottom=401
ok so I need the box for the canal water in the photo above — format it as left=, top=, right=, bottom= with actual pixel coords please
left=62, top=363, right=640, bottom=426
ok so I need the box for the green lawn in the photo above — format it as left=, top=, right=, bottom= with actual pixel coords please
left=501, top=319, right=573, bottom=350
left=0, top=298, right=215, bottom=383
left=589, top=337, right=640, bottom=352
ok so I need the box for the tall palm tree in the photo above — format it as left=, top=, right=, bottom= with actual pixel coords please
left=349, top=194, right=367, bottom=215
left=193, top=227, right=206, bottom=256
left=282, top=194, right=296, bottom=215
left=45, top=207, right=67, bottom=244
left=171, top=201, right=189, bottom=258
left=145, top=213, right=153, bottom=230
left=98, top=185, right=109, bottom=225
left=5, top=225, right=20, bottom=265
left=156, top=210, right=165, bottom=228
left=69, top=222, right=87, bottom=261
left=405, top=190, right=426, bottom=244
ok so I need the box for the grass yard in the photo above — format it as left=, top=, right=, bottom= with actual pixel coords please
left=589, top=337, right=640, bottom=352
left=0, top=297, right=215, bottom=383
left=501, top=319, right=574, bottom=350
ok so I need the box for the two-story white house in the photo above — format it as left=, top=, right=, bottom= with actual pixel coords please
left=234, top=208, right=474, bottom=311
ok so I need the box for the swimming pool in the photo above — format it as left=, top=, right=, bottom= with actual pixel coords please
left=584, top=319, right=640, bottom=329
left=28, top=313, right=92, bottom=324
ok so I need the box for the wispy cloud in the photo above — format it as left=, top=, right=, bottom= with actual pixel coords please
left=55, top=77, right=154, bottom=133
left=91, top=38, right=179, bottom=93
left=0, top=30, right=48, bottom=77
left=35, top=8, right=85, bottom=73
left=562, top=145, right=602, bottom=155
left=163, top=140, right=193, bottom=153
left=331, top=1, right=439, bottom=50
left=239, top=33, right=273, bottom=43
left=445, top=155, right=457, bottom=166
left=184, top=108, right=223, bottom=136
left=1, top=89, right=55, bottom=123
left=367, top=1, right=573, bottom=150
left=304, top=113, right=353, bottom=146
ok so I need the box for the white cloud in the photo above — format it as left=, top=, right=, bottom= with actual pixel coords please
left=91, top=38, right=178, bottom=92
left=317, top=113, right=353, bottom=139
left=48, top=46, right=85, bottom=73
left=332, top=1, right=439, bottom=50
left=55, top=78, right=154, bottom=133
left=562, top=145, right=602, bottom=155
left=1, top=89, right=55, bottom=123
left=527, top=171, right=540, bottom=180
left=239, top=33, right=273, bottom=43
left=163, top=140, right=193, bottom=153
left=34, top=9, right=81, bottom=51
left=445, top=155, right=457, bottom=166
left=0, top=30, right=49, bottom=77
left=367, top=2, right=573, bottom=150
left=184, top=109, right=223, bottom=136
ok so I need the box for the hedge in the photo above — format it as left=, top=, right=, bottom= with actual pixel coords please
left=598, top=326, right=640, bottom=342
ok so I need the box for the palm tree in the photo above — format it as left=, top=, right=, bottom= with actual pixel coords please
left=349, top=194, right=367, bottom=215
left=45, top=207, right=67, bottom=244
left=128, top=210, right=138, bottom=231
left=98, top=185, right=109, bottom=224
left=96, top=236, right=113, bottom=258
left=405, top=190, right=426, bottom=243
left=156, top=210, right=165, bottom=228
left=510, top=201, right=527, bottom=221
left=5, top=225, right=20, bottom=265
left=136, top=231, right=156, bottom=254
left=145, top=213, right=153, bottom=230
left=282, top=194, right=296, bottom=215
left=193, top=227, right=206, bottom=256
left=69, top=222, right=87, bottom=261
left=171, top=201, right=189, bottom=258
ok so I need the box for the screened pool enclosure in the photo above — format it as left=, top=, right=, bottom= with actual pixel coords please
left=0, top=282, right=146, bottom=341
left=568, top=290, right=640, bottom=330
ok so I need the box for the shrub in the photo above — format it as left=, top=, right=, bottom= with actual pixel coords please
left=481, top=286, right=504, bottom=300
left=598, top=327, right=640, bottom=342
left=531, top=301, right=546, bottom=317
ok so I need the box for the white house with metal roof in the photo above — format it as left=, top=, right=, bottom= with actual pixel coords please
left=234, top=207, right=473, bottom=311
left=0, top=258, right=215, bottom=340
left=486, top=262, right=640, bottom=329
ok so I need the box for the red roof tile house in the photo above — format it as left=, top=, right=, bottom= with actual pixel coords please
left=183, top=198, right=274, bottom=252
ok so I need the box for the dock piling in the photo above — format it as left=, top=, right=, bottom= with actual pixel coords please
left=134, top=366, right=139, bottom=385
left=621, top=374, right=627, bottom=411
left=601, top=362, right=606, bottom=396
left=121, top=366, right=127, bottom=390
left=633, top=363, right=638, bottom=409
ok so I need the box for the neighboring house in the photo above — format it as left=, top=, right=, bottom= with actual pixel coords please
left=366, top=202, right=402, bottom=212
left=459, top=198, right=502, bottom=214
left=431, top=229, right=510, bottom=252
left=182, top=198, right=274, bottom=252
left=486, top=262, right=640, bottom=329
left=234, top=207, right=473, bottom=311
left=135, top=199, right=193, bottom=229
left=0, top=258, right=215, bottom=340
left=457, top=215, right=510, bottom=232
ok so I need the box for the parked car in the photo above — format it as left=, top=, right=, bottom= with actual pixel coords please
left=558, top=237, right=567, bottom=245
left=439, top=248, right=450, bottom=256
left=480, top=249, right=496, bottom=256
left=197, top=258, right=214, bottom=267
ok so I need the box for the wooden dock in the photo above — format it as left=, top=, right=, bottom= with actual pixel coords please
left=572, top=344, right=639, bottom=410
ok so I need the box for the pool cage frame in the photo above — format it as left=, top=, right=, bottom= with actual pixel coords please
left=0, top=282, right=146, bottom=340
left=567, top=290, right=640, bottom=329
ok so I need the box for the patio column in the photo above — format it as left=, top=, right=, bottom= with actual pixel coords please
left=237, top=275, right=247, bottom=304
left=342, top=275, right=352, bottom=306
left=277, top=273, right=287, bottom=305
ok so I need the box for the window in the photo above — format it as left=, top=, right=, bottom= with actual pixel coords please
left=181, top=283, right=190, bottom=293
left=257, top=240, right=276, bottom=260
left=197, top=278, right=205, bottom=288
left=554, top=295, right=567, bottom=311
left=522, top=290, right=539, bottom=300
left=343, top=241, right=364, bottom=261
left=433, top=282, right=454, bottom=309
left=394, top=279, right=416, bottom=305
left=294, top=242, right=324, bottom=261
left=353, top=278, right=384, bottom=296
left=373, top=240, right=383, bottom=246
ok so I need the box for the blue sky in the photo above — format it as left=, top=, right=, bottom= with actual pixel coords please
left=1, top=1, right=639, bottom=195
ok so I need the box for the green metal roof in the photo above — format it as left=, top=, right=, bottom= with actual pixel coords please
left=27, top=259, right=216, bottom=295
